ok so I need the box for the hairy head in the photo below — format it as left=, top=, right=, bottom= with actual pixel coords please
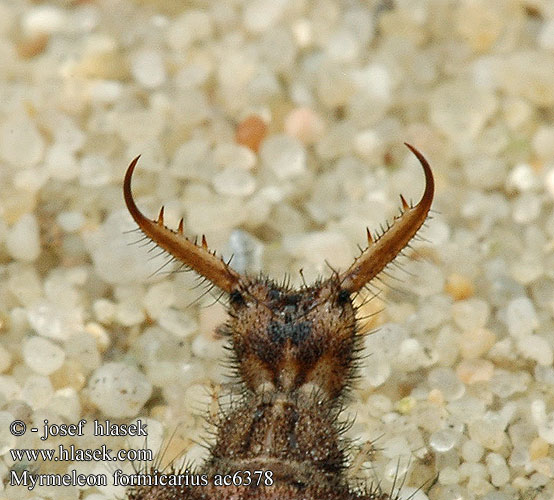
left=123, top=144, right=434, bottom=400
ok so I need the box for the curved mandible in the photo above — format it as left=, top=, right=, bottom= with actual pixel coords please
left=339, top=143, right=434, bottom=293
left=123, top=156, right=241, bottom=293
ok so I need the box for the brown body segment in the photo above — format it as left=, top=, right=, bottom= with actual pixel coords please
left=123, top=144, right=434, bottom=500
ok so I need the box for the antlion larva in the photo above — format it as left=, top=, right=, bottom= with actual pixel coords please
left=123, top=143, right=434, bottom=500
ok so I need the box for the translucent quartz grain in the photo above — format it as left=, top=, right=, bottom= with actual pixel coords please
left=113, top=108, right=166, bottom=145
left=79, top=154, right=112, bottom=187
left=459, top=462, right=488, bottom=482
left=486, top=452, right=510, bottom=486
left=507, top=163, right=540, bottom=192
left=56, top=211, right=85, bottom=232
left=170, top=139, right=212, bottom=180
left=539, top=20, right=554, bottom=50
left=64, top=332, right=101, bottom=373
left=88, top=362, right=152, bottom=418
left=497, top=51, right=554, bottom=107
left=462, top=439, right=484, bottom=462
left=143, top=281, right=175, bottom=320
left=456, top=358, right=494, bottom=384
left=459, top=327, right=496, bottom=359
left=404, top=261, right=445, bottom=297
left=283, top=231, right=353, bottom=271
left=260, top=134, right=307, bottom=180
left=14, top=165, right=49, bottom=193
left=535, top=365, right=554, bottom=385
left=502, top=96, right=533, bottom=130
left=417, top=295, right=452, bottom=331
left=158, top=308, right=197, bottom=338
left=243, top=0, right=288, bottom=33
left=93, top=298, right=116, bottom=324
left=509, top=250, right=544, bottom=285
left=135, top=333, right=198, bottom=387
left=383, top=458, right=410, bottom=484
left=45, top=143, right=79, bottom=181
left=0, top=376, right=20, bottom=401
left=364, top=323, right=409, bottom=360
left=44, top=272, right=80, bottom=308
left=532, top=400, right=554, bottom=444
left=86, top=210, right=165, bottom=285
left=397, top=338, right=432, bottom=371
left=533, top=126, right=554, bottom=160
left=325, top=29, right=360, bottom=62
left=503, top=296, right=539, bottom=337
left=115, top=298, right=145, bottom=327
left=512, top=193, right=542, bottom=224
left=529, top=437, right=549, bottom=460
left=185, top=195, right=247, bottom=238
left=381, top=435, right=410, bottom=458
left=439, top=466, right=460, bottom=485
left=27, top=301, right=82, bottom=341
left=451, top=298, right=490, bottom=331
left=353, top=63, right=392, bottom=102
left=435, top=326, right=460, bottom=367
left=191, top=332, right=226, bottom=360
left=0, top=114, right=45, bottom=168
left=469, top=415, right=507, bottom=450
left=516, top=335, right=553, bottom=366
left=463, top=157, right=507, bottom=190
left=429, top=81, right=496, bottom=141
left=428, top=368, right=465, bottom=401
left=430, top=417, right=464, bottom=453
left=455, top=1, right=502, bottom=52
left=88, top=79, right=122, bottom=104
left=213, top=165, right=256, bottom=197
left=23, top=336, right=65, bottom=375
left=291, top=18, right=312, bottom=47
left=42, top=113, right=86, bottom=153
left=213, top=143, right=257, bottom=171
left=315, top=121, right=356, bottom=159
left=366, top=394, right=392, bottom=416
left=160, top=366, right=205, bottom=409
left=22, top=375, right=54, bottom=409
left=130, top=48, right=166, bottom=89
left=225, top=229, right=264, bottom=275
left=84, top=322, right=110, bottom=353
left=360, top=352, right=390, bottom=387
left=447, top=396, right=486, bottom=424
left=8, top=264, right=42, bottom=306
left=354, top=128, right=382, bottom=158
left=6, top=213, right=40, bottom=262
left=166, top=10, right=213, bottom=51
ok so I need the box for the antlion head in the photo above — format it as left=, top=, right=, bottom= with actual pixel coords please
left=124, top=144, right=434, bottom=399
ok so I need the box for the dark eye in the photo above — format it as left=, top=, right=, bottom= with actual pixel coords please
left=337, top=289, right=350, bottom=306
left=285, top=294, right=301, bottom=305
left=230, top=290, right=245, bottom=306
